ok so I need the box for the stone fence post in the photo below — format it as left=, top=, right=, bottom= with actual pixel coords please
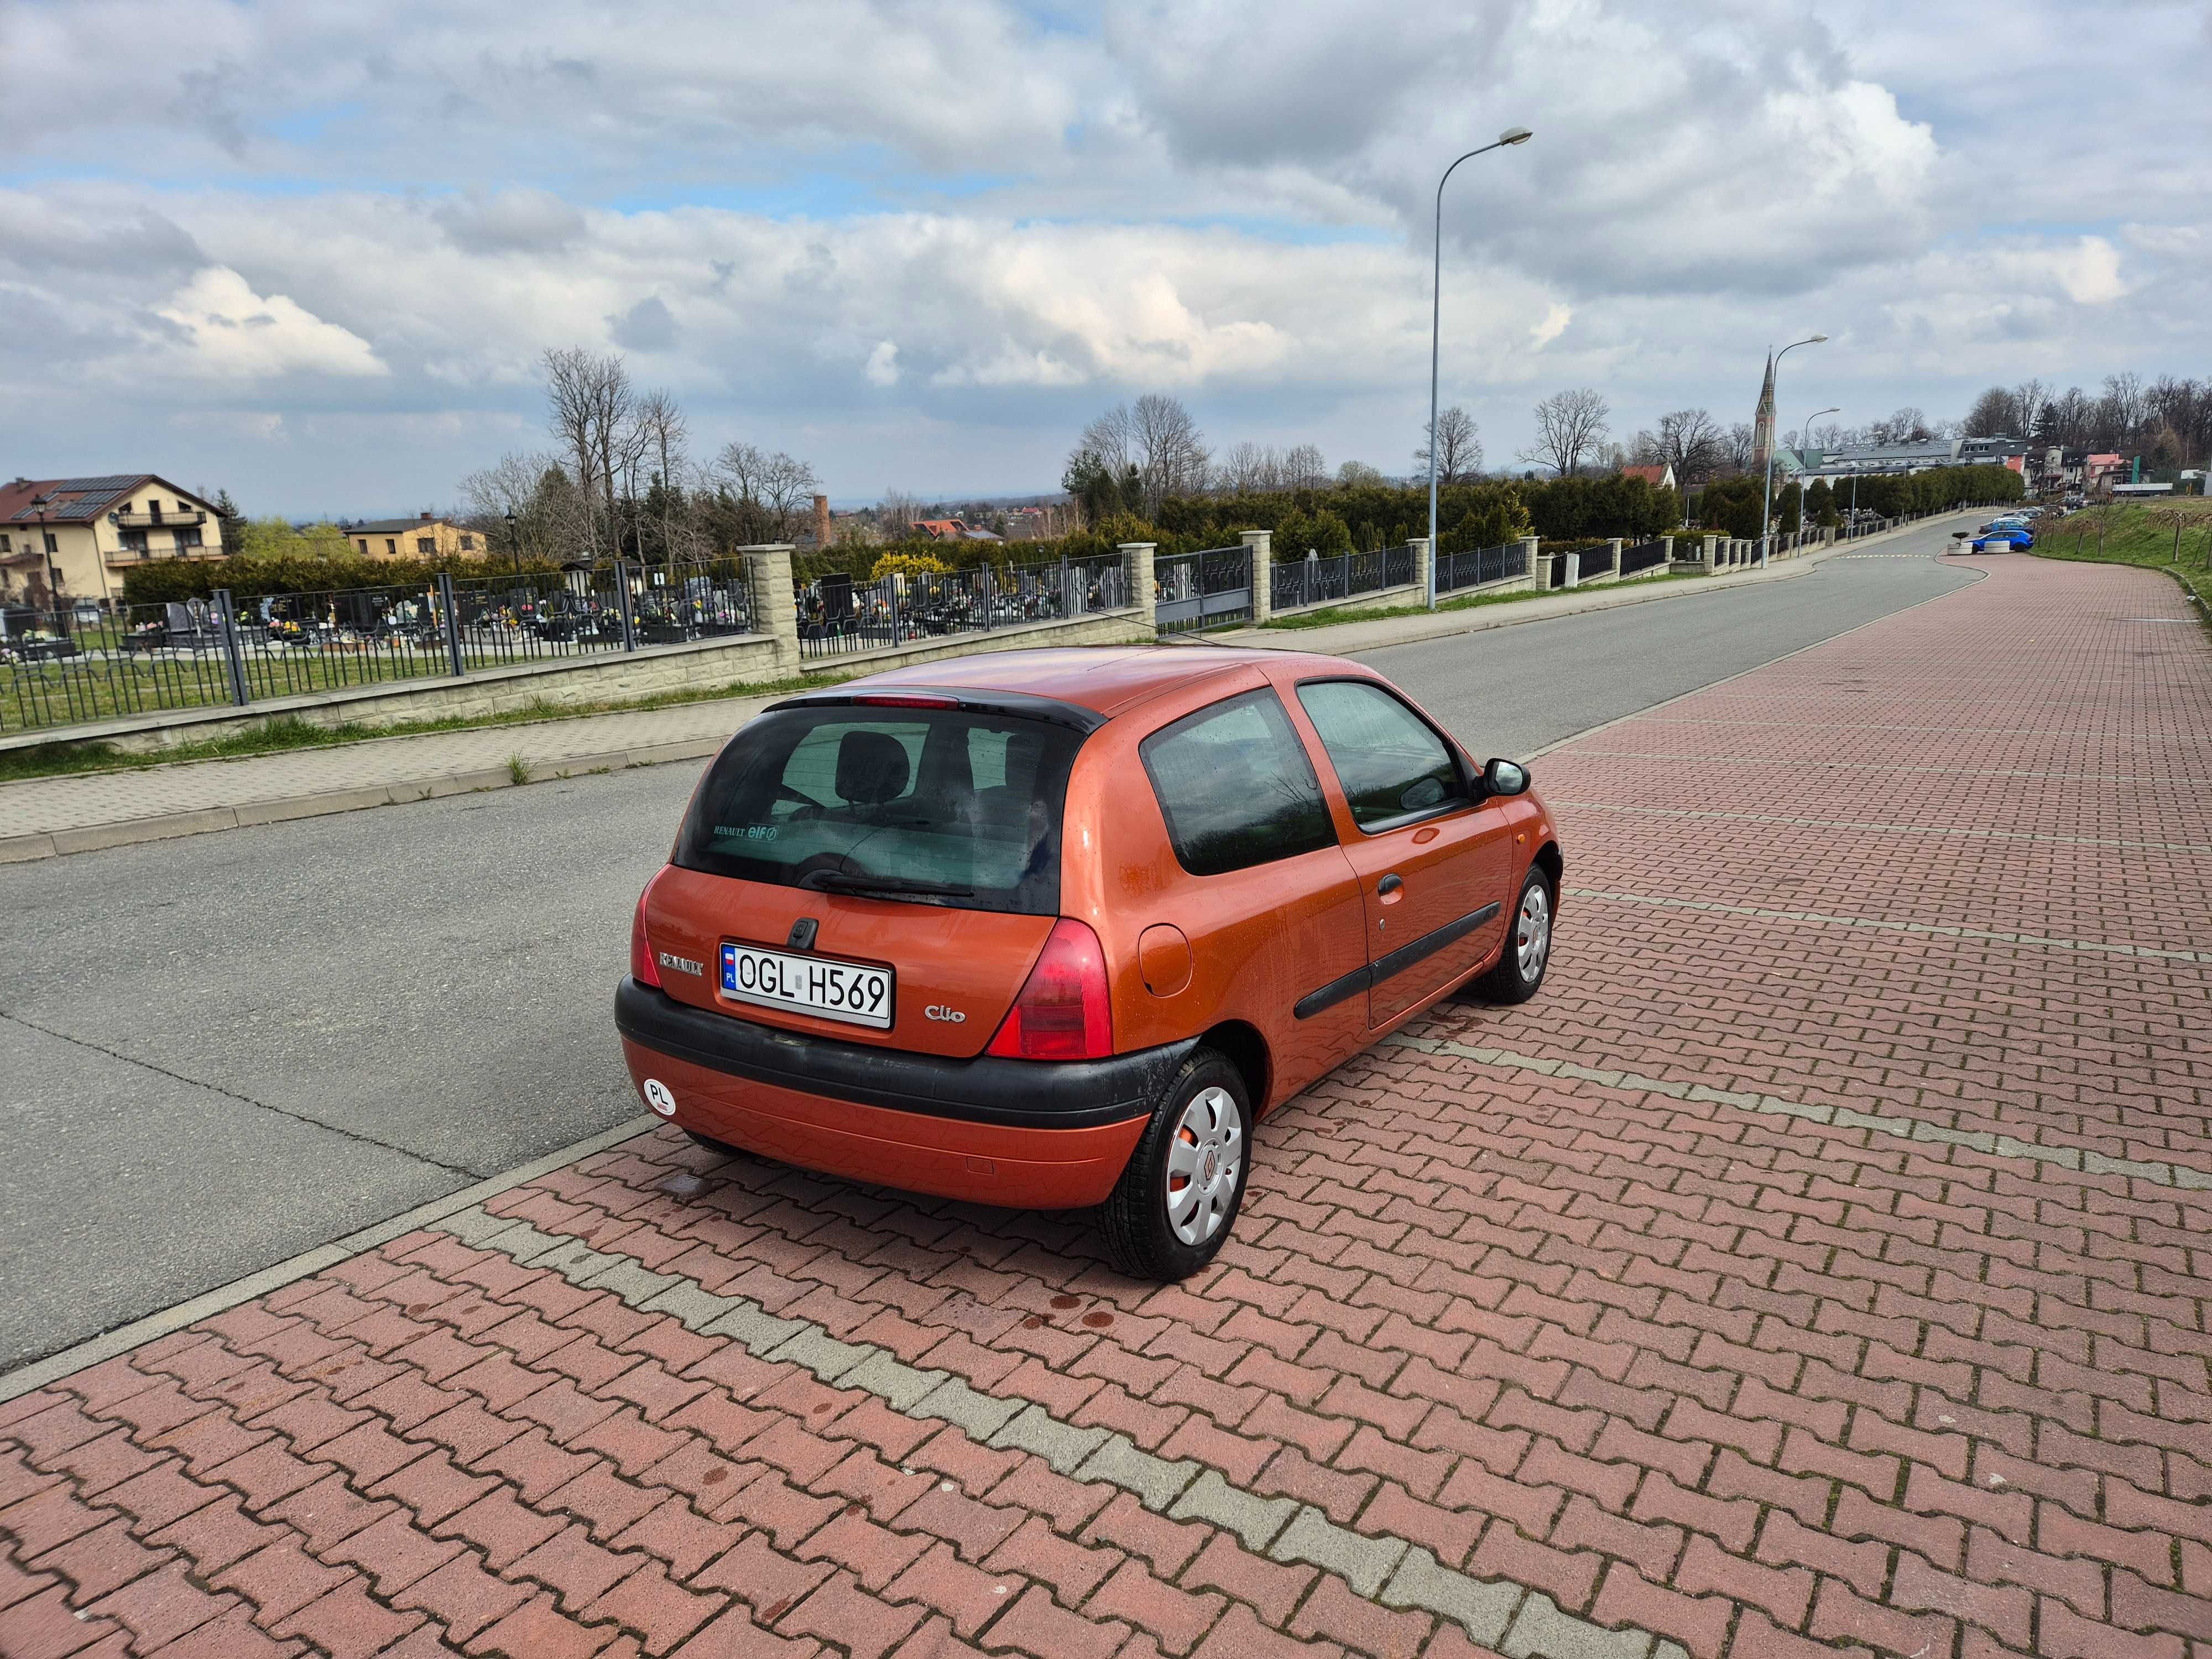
left=1408, top=536, right=1432, bottom=604
left=1240, top=529, right=1273, bottom=625
left=1119, top=542, right=1157, bottom=632
left=1606, top=538, right=1623, bottom=577
left=740, top=543, right=799, bottom=673
left=1563, top=551, right=1581, bottom=589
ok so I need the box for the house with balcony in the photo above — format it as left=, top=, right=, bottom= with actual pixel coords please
left=337, top=513, right=487, bottom=559
left=0, top=474, right=227, bottom=611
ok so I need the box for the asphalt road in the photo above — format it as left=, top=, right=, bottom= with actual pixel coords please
left=0, top=526, right=1980, bottom=1372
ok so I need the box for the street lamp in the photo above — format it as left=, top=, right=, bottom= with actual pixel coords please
left=504, top=510, right=520, bottom=578
left=1798, top=406, right=1839, bottom=534
left=29, top=493, right=61, bottom=630
left=1759, top=335, right=1826, bottom=564
left=1426, top=124, right=1535, bottom=609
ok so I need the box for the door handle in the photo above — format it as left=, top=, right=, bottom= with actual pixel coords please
left=1376, top=873, right=1404, bottom=896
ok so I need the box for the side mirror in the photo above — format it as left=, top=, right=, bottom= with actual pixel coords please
left=1483, top=758, right=1531, bottom=797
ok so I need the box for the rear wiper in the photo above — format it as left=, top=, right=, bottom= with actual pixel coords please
left=801, top=871, right=974, bottom=898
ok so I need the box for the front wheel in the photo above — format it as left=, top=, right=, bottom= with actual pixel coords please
left=1472, top=864, right=1555, bottom=1005
left=1100, top=1049, right=1251, bottom=1282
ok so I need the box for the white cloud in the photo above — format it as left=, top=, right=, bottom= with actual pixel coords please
left=148, top=267, right=387, bottom=380
left=2047, top=237, right=2125, bottom=306
left=0, top=0, right=2203, bottom=509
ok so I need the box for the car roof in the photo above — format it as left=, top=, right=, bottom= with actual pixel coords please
left=848, top=645, right=1368, bottom=718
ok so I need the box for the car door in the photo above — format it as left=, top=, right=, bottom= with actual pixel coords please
left=1128, top=684, right=1374, bottom=1102
left=1291, top=677, right=1518, bottom=1027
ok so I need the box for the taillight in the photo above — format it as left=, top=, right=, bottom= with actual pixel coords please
left=630, top=876, right=662, bottom=988
left=986, top=918, right=1113, bottom=1061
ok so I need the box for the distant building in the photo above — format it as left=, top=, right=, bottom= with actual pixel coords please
left=1618, top=462, right=1676, bottom=490
left=0, top=474, right=228, bottom=610
left=911, top=518, right=1003, bottom=542
left=1790, top=436, right=2027, bottom=493
left=340, top=513, right=485, bottom=559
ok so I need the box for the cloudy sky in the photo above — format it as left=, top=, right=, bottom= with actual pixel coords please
left=4, top=0, right=2208, bottom=517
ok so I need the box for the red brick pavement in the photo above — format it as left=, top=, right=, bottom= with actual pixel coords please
left=4, top=550, right=2209, bottom=1658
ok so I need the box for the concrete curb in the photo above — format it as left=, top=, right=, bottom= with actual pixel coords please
left=0, top=735, right=726, bottom=864
left=1226, top=509, right=1974, bottom=657
left=0, top=1114, right=659, bottom=1404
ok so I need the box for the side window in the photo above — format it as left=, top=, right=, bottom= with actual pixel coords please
left=1296, top=680, right=1466, bottom=831
left=1140, top=688, right=1336, bottom=877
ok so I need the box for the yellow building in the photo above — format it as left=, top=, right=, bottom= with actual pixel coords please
left=340, top=514, right=488, bottom=560
left=0, top=474, right=228, bottom=611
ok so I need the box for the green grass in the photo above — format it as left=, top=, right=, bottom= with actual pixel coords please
left=1256, top=569, right=1702, bottom=632
left=2029, top=502, right=2212, bottom=614
left=0, top=669, right=865, bottom=786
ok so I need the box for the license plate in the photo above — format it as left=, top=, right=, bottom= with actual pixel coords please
left=721, top=942, right=894, bottom=1029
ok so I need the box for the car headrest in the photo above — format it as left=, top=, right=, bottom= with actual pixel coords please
left=836, top=729, right=911, bottom=805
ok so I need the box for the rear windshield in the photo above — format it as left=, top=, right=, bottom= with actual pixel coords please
left=675, top=705, right=1084, bottom=915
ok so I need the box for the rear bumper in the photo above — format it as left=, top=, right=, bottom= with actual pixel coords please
left=614, top=978, right=1189, bottom=1208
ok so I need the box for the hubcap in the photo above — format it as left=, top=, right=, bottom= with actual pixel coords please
left=1165, top=1085, right=1243, bottom=1247
left=1516, top=883, right=1552, bottom=979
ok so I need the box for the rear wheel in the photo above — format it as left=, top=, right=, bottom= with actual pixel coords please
left=1472, top=864, right=1554, bottom=1004
left=1100, top=1049, right=1251, bottom=1282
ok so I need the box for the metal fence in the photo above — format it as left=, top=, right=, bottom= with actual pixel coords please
left=797, top=552, right=1131, bottom=660
left=1, top=557, right=755, bottom=735
left=1618, top=539, right=1670, bottom=578
left=1155, top=545, right=1253, bottom=633
left=1434, top=541, right=1528, bottom=595
left=1268, top=545, right=1416, bottom=613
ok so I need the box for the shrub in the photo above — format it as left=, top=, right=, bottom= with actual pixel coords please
left=1272, top=508, right=1353, bottom=559
left=869, top=551, right=952, bottom=581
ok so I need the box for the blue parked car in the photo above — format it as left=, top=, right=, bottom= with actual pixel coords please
left=1971, top=525, right=2034, bottom=552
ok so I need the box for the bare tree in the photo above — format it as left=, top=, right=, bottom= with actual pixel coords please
left=459, top=450, right=591, bottom=560
left=1413, top=406, right=1483, bottom=485
left=2010, top=378, right=2048, bottom=440
left=541, top=346, right=607, bottom=558
left=1215, top=442, right=1272, bottom=495
left=713, top=442, right=819, bottom=541
left=1866, top=407, right=1933, bottom=445
left=1281, top=444, right=1329, bottom=489
left=877, top=489, right=924, bottom=538
left=2099, top=371, right=2146, bottom=440
left=1639, top=408, right=1724, bottom=484
left=761, top=452, right=823, bottom=539
left=1130, top=393, right=1209, bottom=517
left=1723, top=422, right=1756, bottom=473
left=1517, top=388, right=1610, bottom=476
left=634, top=388, right=687, bottom=566
left=1337, top=460, right=1386, bottom=486
left=1965, top=387, right=2017, bottom=439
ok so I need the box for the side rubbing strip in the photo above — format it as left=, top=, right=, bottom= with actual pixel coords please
left=1293, top=963, right=1371, bottom=1021
left=1373, top=901, right=1500, bottom=987
left=1292, top=901, right=1503, bottom=1020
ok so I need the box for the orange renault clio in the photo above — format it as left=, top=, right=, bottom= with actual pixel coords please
left=617, top=645, right=1562, bottom=1280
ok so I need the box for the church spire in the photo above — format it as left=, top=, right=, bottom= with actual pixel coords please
left=1752, top=350, right=1778, bottom=478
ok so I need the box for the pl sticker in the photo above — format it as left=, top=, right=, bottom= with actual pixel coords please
left=643, top=1078, right=677, bottom=1117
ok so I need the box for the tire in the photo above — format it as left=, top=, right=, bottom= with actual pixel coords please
left=1100, top=1048, right=1252, bottom=1282
left=1471, top=863, right=1556, bottom=1005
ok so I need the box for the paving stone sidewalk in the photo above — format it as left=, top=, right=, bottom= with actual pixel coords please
left=4, top=550, right=2208, bottom=1658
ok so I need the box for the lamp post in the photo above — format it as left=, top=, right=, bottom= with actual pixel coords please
left=1759, top=335, right=1826, bottom=564
left=29, top=493, right=61, bottom=630
left=1798, top=405, right=1839, bottom=536
left=504, top=510, right=520, bottom=578
left=1426, top=125, right=1534, bottom=608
